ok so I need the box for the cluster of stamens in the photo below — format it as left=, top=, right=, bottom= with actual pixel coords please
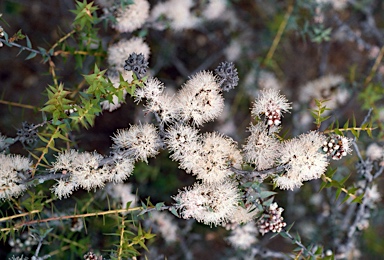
left=256, top=202, right=286, bottom=235
left=265, top=109, right=281, bottom=126
left=322, top=135, right=349, bottom=160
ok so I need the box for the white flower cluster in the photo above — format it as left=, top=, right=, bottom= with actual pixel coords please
left=113, top=0, right=150, bottom=33
left=112, top=123, right=161, bottom=163
left=173, top=181, right=240, bottom=226
left=167, top=127, right=242, bottom=184
left=105, top=183, right=137, bottom=209
left=366, top=143, right=384, bottom=164
left=226, top=222, right=259, bottom=250
left=150, top=0, right=227, bottom=31
left=147, top=211, right=178, bottom=244
left=242, top=122, right=281, bottom=171
left=0, top=154, right=31, bottom=200
left=51, top=150, right=135, bottom=199
left=276, top=131, right=329, bottom=190
left=299, top=75, right=348, bottom=112
left=137, top=71, right=224, bottom=126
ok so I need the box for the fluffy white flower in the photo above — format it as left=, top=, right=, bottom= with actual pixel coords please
left=112, top=123, right=161, bottom=162
left=224, top=40, right=242, bottom=61
left=150, top=0, right=199, bottom=31
left=107, top=37, right=150, bottom=73
left=109, top=158, right=135, bottom=183
left=226, top=222, right=258, bottom=249
left=274, top=175, right=303, bottom=190
left=173, top=181, right=240, bottom=226
left=68, top=151, right=106, bottom=190
left=51, top=150, right=108, bottom=195
left=366, top=143, right=383, bottom=162
left=51, top=180, right=77, bottom=199
left=299, top=75, right=347, bottom=111
left=251, top=88, right=291, bottom=126
left=202, top=0, right=227, bottom=20
left=165, top=124, right=201, bottom=159
left=134, top=77, right=164, bottom=102
left=0, top=154, right=31, bottom=200
left=148, top=211, right=178, bottom=243
left=242, top=122, right=281, bottom=170
left=276, top=131, right=329, bottom=190
left=113, top=0, right=150, bottom=33
left=144, top=93, right=179, bottom=124
left=106, top=182, right=137, bottom=208
left=189, top=132, right=242, bottom=183
left=366, top=184, right=381, bottom=205
left=165, top=124, right=205, bottom=174
left=258, top=71, right=282, bottom=91
left=177, top=71, right=224, bottom=126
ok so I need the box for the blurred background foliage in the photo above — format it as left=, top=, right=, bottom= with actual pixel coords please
left=1, top=0, right=384, bottom=259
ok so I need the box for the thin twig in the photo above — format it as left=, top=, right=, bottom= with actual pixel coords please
left=1, top=207, right=144, bottom=232
left=0, top=99, right=38, bottom=110
left=232, top=165, right=286, bottom=180
left=0, top=38, right=42, bottom=54
left=262, top=1, right=294, bottom=67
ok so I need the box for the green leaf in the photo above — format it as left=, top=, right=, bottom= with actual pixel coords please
left=26, top=35, right=32, bottom=48
left=25, top=51, right=37, bottom=60
left=155, top=202, right=165, bottom=211
left=259, top=191, right=277, bottom=199
left=169, top=207, right=180, bottom=218
left=335, top=188, right=342, bottom=201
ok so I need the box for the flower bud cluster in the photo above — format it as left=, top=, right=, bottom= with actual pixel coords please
left=251, top=89, right=291, bottom=126
left=322, top=135, right=352, bottom=160
left=215, top=61, right=239, bottom=92
left=256, top=202, right=286, bottom=235
left=9, top=232, right=37, bottom=254
left=102, top=37, right=151, bottom=112
left=16, top=121, right=38, bottom=146
left=83, top=251, right=103, bottom=260
left=124, top=52, right=149, bottom=79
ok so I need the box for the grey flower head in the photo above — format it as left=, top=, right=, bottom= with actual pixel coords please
left=16, top=121, right=38, bottom=146
left=124, top=52, right=148, bottom=79
left=215, top=61, right=239, bottom=92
